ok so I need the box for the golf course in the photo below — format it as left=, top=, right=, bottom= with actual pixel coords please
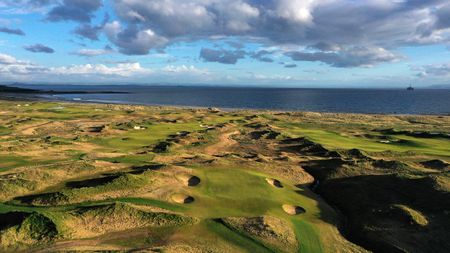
left=0, top=100, right=448, bottom=252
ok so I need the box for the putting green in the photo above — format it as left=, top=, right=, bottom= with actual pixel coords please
left=165, top=167, right=327, bottom=252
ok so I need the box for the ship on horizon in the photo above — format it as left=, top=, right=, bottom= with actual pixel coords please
left=407, top=84, right=414, bottom=91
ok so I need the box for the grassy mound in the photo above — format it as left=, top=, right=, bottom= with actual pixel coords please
left=388, top=204, right=428, bottom=227
left=344, top=149, right=372, bottom=160
left=280, top=137, right=332, bottom=157
left=0, top=212, right=58, bottom=249
left=64, top=202, right=194, bottom=238
left=18, top=172, right=150, bottom=205
left=222, top=216, right=298, bottom=253
left=372, top=159, right=408, bottom=170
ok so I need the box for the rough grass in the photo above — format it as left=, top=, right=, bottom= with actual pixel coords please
left=222, top=216, right=298, bottom=253
left=24, top=172, right=151, bottom=205
left=62, top=202, right=194, bottom=238
left=0, top=212, right=58, bottom=249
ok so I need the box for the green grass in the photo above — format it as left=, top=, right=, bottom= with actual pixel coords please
left=162, top=166, right=327, bottom=252
left=205, top=219, right=273, bottom=253
left=90, top=122, right=203, bottom=152
left=277, top=124, right=450, bottom=158
left=1, top=101, right=446, bottom=251
left=0, top=126, right=11, bottom=136
left=291, top=219, right=323, bottom=253
left=0, top=155, right=30, bottom=172
left=0, top=155, right=63, bottom=172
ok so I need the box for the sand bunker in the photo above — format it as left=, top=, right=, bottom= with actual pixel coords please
left=177, top=174, right=201, bottom=186
left=172, top=194, right=195, bottom=204
left=282, top=204, right=306, bottom=215
left=266, top=178, right=283, bottom=188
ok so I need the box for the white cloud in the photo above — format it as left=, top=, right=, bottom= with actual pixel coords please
left=273, top=0, right=317, bottom=24
left=163, top=65, right=208, bottom=75
left=286, top=46, right=402, bottom=68
left=0, top=53, right=152, bottom=79
left=74, top=48, right=114, bottom=57
left=50, top=62, right=151, bottom=76
left=0, top=53, right=22, bottom=65
left=104, top=0, right=450, bottom=64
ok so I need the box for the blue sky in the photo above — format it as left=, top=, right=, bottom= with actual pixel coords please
left=1, top=0, right=450, bottom=87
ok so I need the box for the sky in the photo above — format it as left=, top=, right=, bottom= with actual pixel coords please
left=0, top=0, right=450, bottom=87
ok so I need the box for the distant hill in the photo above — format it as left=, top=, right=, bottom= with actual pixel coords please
left=0, top=85, right=39, bottom=93
left=0, top=84, right=128, bottom=94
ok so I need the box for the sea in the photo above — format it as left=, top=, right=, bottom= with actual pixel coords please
left=10, top=85, right=450, bottom=115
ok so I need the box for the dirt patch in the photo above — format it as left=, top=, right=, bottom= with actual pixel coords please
left=282, top=204, right=306, bottom=215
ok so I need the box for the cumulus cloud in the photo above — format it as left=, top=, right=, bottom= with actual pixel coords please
left=24, top=43, right=55, bottom=53
left=74, top=13, right=109, bottom=40
left=0, top=53, right=24, bottom=65
left=0, top=52, right=153, bottom=79
left=116, top=1, right=441, bottom=41
left=286, top=46, right=401, bottom=68
left=0, top=53, right=40, bottom=77
left=200, top=48, right=246, bottom=64
left=50, top=62, right=150, bottom=76
left=46, top=0, right=102, bottom=23
left=0, top=26, right=25, bottom=36
left=102, top=0, right=450, bottom=63
left=74, top=24, right=102, bottom=40
left=6, top=0, right=450, bottom=71
left=0, top=52, right=214, bottom=83
left=104, top=21, right=168, bottom=55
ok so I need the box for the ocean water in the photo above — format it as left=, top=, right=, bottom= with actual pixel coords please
left=19, top=85, right=450, bottom=115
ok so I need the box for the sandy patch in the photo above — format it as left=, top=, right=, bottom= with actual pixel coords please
left=176, top=174, right=201, bottom=187
left=172, top=194, right=195, bottom=204
left=266, top=178, right=283, bottom=188
left=282, top=204, right=306, bottom=215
